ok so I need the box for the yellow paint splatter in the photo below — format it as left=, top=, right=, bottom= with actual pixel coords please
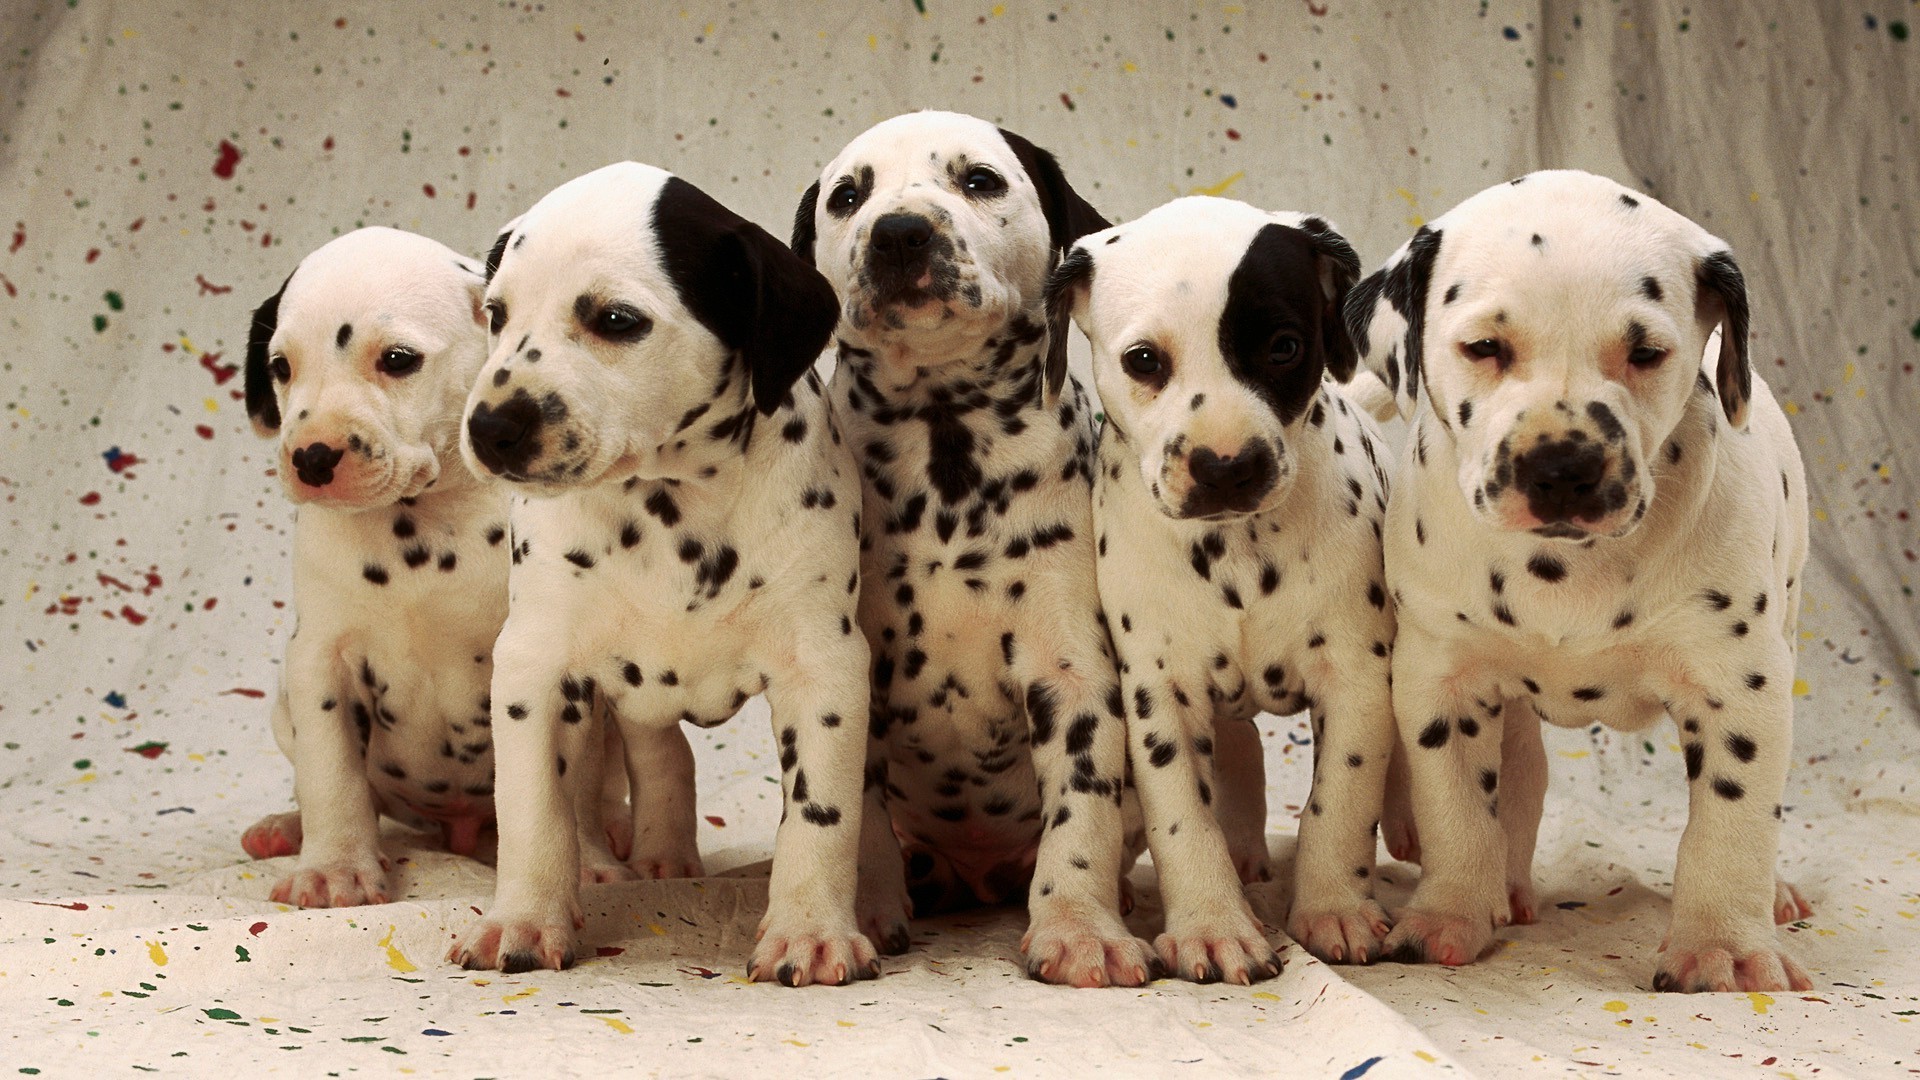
left=646, top=922, right=668, bottom=936
left=868, top=34, right=878, bottom=49
left=204, top=397, right=219, bottom=413
left=597, top=1016, right=633, bottom=1034
left=1189, top=171, right=1245, bottom=197
left=836, top=1020, right=858, bottom=1027
left=1783, top=400, right=1800, bottom=415
left=147, top=941, right=168, bottom=966
left=1747, top=991, right=1775, bottom=1014
left=502, top=986, right=539, bottom=1004
left=1415, top=1051, right=1437, bottom=1063
left=1793, top=678, right=1810, bottom=697
left=991, top=4, right=1005, bottom=15
left=1251, top=991, right=1281, bottom=1001
left=1601, top=1000, right=1629, bottom=1013
left=1558, top=749, right=1591, bottom=760
left=1122, top=61, right=1137, bottom=73
left=377, top=926, right=417, bottom=973
left=783, top=1039, right=811, bottom=1047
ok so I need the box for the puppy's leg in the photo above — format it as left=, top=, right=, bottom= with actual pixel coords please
left=749, top=631, right=879, bottom=986
left=1379, top=629, right=1510, bottom=967
left=620, top=719, right=703, bottom=879
left=598, top=717, right=634, bottom=862
left=1496, top=699, right=1547, bottom=925
left=1015, top=619, right=1158, bottom=988
left=1209, top=716, right=1271, bottom=885
left=1286, top=636, right=1397, bottom=965
left=854, top=744, right=913, bottom=956
left=1126, top=675, right=1279, bottom=985
left=448, top=635, right=594, bottom=973
left=1655, top=641, right=1809, bottom=992
left=1380, top=744, right=1421, bottom=864
left=572, top=707, right=636, bottom=885
left=243, top=681, right=306, bottom=860
left=269, top=643, right=390, bottom=908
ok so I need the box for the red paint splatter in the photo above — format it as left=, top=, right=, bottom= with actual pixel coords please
left=103, top=447, right=142, bottom=473
left=27, top=900, right=89, bottom=911
left=200, top=351, right=238, bottom=384
left=594, top=946, right=624, bottom=957
left=422, top=184, right=436, bottom=198
left=126, top=741, right=169, bottom=759
left=97, top=572, right=135, bottom=592
left=1304, top=0, right=1329, bottom=14
left=466, top=192, right=477, bottom=210
left=0, top=272, right=14, bottom=297
left=129, top=217, right=144, bottom=232
left=119, top=605, right=148, bottom=625
left=8, top=223, right=22, bottom=253
left=213, top=140, right=243, bottom=179
left=202, top=597, right=218, bottom=611
left=221, top=687, right=268, bottom=699
left=249, top=921, right=268, bottom=935
left=79, top=492, right=102, bottom=506
left=195, top=424, right=215, bottom=440
left=85, top=248, right=101, bottom=263
left=1059, top=91, right=1075, bottom=111
left=556, top=87, right=571, bottom=97
left=704, top=815, right=726, bottom=828
left=195, top=274, right=233, bottom=296
left=46, top=596, right=82, bottom=616
left=1226, top=128, right=1241, bottom=140
left=260, top=232, right=272, bottom=248
left=322, top=135, right=335, bottom=151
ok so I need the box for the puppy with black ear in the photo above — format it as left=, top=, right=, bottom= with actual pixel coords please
left=1050, top=197, right=1397, bottom=980
left=793, top=111, right=1155, bottom=987
left=240, top=227, right=509, bottom=906
left=1346, top=170, right=1812, bottom=992
left=447, top=163, right=877, bottom=985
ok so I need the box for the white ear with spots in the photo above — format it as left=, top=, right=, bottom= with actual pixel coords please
left=1342, top=225, right=1442, bottom=423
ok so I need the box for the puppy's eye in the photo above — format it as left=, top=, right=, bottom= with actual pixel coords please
left=1121, top=344, right=1163, bottom=378
left=269, top=356, right=291, bottom=383
left=827, top=180, right=861, bottom=214
left=590, top=305, right=652, bottom=342
left=962, top=166, right=1006, bottom=197
left=1268, top=333, right=1303, bottom=366
left=1628, top=345, right=1667, bottom=369
left=377, top=347, right=423, bottom=377
left=1463, top=338, right=1504, bottom=361
left=486, top=301, right=507, bottom=335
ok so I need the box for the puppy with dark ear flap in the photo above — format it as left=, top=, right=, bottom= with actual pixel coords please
left=1041, top=246, right=1096, bottom=405
left=790, top=181, right=820, bottom=267
left=1291, top=216, right=1365, bottom=383
left=999, top=128, right=1110, bottom=406
left=1696, top=250, right=1751, bottom=429
left=1340, top=226, right=1443, bottom=423
left=244, top=273, right=294, bottom=437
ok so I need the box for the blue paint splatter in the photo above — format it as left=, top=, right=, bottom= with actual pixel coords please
left=104, top=691, right=127, bottom=708
left=422, top=1028, right=452, bottom=1036
left=1341, top=1058, right=1384, bottom=1080
left=1502, top=26, right=1520, bottom=40
left=1219, top=93, right=1238, bottom=108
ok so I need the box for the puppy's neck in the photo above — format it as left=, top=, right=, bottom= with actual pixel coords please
left=833, top=307, right=1049, bottom=408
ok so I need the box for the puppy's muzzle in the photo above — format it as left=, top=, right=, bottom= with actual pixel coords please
left=1182, top=442, right=1278, bottom=518
left=466, top=391, right=545, bottom=477
left=866, top=212, right=942, bottom=298
left=290, top=441, right=344, bottom=489
left=1513, top=439, right=1609, bottom=526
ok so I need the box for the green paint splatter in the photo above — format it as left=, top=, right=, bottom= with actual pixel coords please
left=911, top=0, right=925, bottom=12
left=1891, top=21, right=1909, bottom=41
left=72, top=759, right=91, bottom=770
left=234, top=945, right=251, bottom=962
left=1909, top=317, right=1919, bottom=339
left=103, top=291, right=124, bottom=311
left=91, top=315, right=108, bottom=333
left=202, top=1008, right=240, bottom=1020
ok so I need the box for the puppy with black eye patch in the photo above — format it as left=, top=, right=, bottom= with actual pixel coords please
left=1050, top=196, right=1396, bottom=979
left=240, top=227, right=511, bottom=907
left=447, top=163, right=877, bottom=986
left=793, top=110, right=1156, bottom=987
left=1344, top=170, right=1813, bottom=993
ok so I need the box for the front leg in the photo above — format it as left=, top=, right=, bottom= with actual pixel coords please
left=448, top=633, right=595, bottom=973
left=619, top=719, right=703, bottom=879
left=1015, top=626, right=1158, bottom=988
left=1209, top=716, right=1271, bottom=884
left=1125, top=672, right=1280, bottom=985
left=1287, top=638, right=1397, bottom=965
left=1656, top=644, right=1810, bottom=992
left=270, top=644, right=389, bottom=908
left=853, top=743, right=912, bottom=956
left=1379, top=628, right=1510, bottom=967
left=751, top=631, right=879, bottom=986
left=1496, top=699, right=1548, bottom=925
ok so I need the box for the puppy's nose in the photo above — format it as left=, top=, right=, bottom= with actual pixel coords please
left=290, top=441, right=344, bottom=488
left=1189, top=444, right=1274, bottom=495
left=1514, top=440, right=1609, bottom=522
left=869, top=213, right=935, bottom=267
left=467, top=396, right=543, bottom=474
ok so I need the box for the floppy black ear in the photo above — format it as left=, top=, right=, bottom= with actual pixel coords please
left=790, top=181, right=820, bottom=266
left=1697, top=250, right=1751, bottom=429
left=655, top=175, right=838, bottom=416
left=1342, top=225, right=1442, bottom=420
left=997, top=128, right=1111, bottom=254
left=1292, top=216, right=1365, bottom=383
left=1041, top=245, right=1095, bottom=405
left=483, top=225, right=513, bottom=283
left=244, top=271, right=293, bottom=436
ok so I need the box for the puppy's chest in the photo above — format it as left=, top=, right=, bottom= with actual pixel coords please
left=300, top=493, right=510, bottom=638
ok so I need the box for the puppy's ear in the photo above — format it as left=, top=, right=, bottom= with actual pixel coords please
left=1291, top=216, right=1365, bottom=383
left=1343, top=225, right=1443, bottom=421
left=1041, top=244, right=1095, bottom=405
left=244, top=271, right=294, bottom=437
left=1696, top=249, right=1751, bottom=429
left=655, top=175, right=838, bottom=416
left=791, top=181, right=820, bottom=266
left=997, top=128, right=1111, bottom=254
left=482, top=215, right=523, bottom=283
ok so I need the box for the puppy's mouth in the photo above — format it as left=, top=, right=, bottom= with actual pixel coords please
left=281, top=436, right=437, bottom=509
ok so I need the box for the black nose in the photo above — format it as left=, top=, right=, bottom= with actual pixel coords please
left=467, top=395, right=543, bottom=475
left=869, top=213, right=935, bottom=267
left=1514, top=440, right=1610, bottom=523
left=290, top=441, right=344, bottom=488
left=1183, top=443, right=1279, bottom=516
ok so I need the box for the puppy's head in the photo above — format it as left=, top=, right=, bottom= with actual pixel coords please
left=791, top=110, right=1106, bottom=384
left=463, top=163, right=837, bottom=493
left=244, top=227, right=489, bottom=509
left=1344, top=170, right=1752, bottom=542
left=1049, top=197, right=1361, bottom=520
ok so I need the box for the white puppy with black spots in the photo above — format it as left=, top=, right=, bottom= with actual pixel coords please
left=1049, top=196, right=1398, bottom=980
left=792, top=111, right=1157, bottom=986
left=1346, top=170, right=1813, bottom=992
left=446, top=162, right=878, bottom=986
left=241, top=227, right=509, bottom=906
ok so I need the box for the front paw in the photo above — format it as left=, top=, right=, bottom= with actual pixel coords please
left=1021, top=900, right=1159, bottom=988
left=628, top=849, right=705, bottom=880
left=855, top=880, right=913, bottom=957
left=1774, top=878, right=1813, bottom=925
left=1654, top=926, right=1812, bottom=993
left=269, top=856, right=389, bottom=908
left=749, top=923, right=880, bottom=986
left=1382, top=907, right=1497, bottom=967
left=448, top=907, right=581, bottom=973
left=1287, top=898, right=1391, bottom=966
left=241, top=812, right=303, bottom=860
left=579, top=851, right=639, bottom=886
left=1230, top=845, right=1273, bottom=885
left=1156, top=907, right=1283, bottom=985
left=1382, top=812, right=1421, bottom=864
left=1508, top=881, right=1540, bottom=926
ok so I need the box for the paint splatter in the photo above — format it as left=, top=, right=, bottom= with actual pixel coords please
left=212, top=139, right=242, bottom=178
left=125, top=741, right=168, bottom=759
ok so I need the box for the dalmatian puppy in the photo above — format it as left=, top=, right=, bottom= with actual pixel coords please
left=446, top=162, right=878, bottom=986
left=1345, top=170, right=1812, bottom=992
left=240, top=227, right=508, bottom=906
left=1049, top=196, right=1398, bottom=979
left=792, top=111, right=1156, bottom=988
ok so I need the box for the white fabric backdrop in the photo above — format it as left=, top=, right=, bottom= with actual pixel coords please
left=2, top=1, right=1916, bottom=1075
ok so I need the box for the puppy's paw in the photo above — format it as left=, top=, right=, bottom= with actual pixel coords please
left=1774, top=878, right=1813, bottom=925
left=1381, top=908, right=1496, bottom=967
left=748, top=924, right=880, bottom=986
left=628, top=849, right=705, bottom=880
left=601, top=803, right=634, bottom=863
left=579, top=851, right=639, bottom=886
left=268, top=856, right=389, bottom=908
left=1155, top=908, right=1283, bottom=985
left=242, top=812, right=303, bottom=860
left=1287, top=898, right=1392, bottom=966
left=1382, top=813, right=1421, bottom=865
left=1653, top=934, right=1813, bottom=993
left=1230, top=845, right=1274, bottom=886
left=448, top=907, right=581, bottom=973
left=1508, top=881, right=1540, bottom=926
left=1021, top=900, right=1159, bottom=988
left=855, top=879, right=913, bottom=957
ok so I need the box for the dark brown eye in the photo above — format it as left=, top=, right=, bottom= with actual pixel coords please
left=1121, top=344, right=1162, bottom=378
left=1269, top=333, right=1303, bottom=366
left=590, top=305, right=651, bottom=342
left=1628, top=345, right=1666, bottom=369
left=485, top=301, right=507, bottom=335
left=377, top=347, right=423, bottom=377
left=828, top=180, right=860, bottom=213
left=269, top=356, right=291, bottom=382
left=1464, top=338, right=1503, bottom=360
left=962, top=166, right=1006, bottom=197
